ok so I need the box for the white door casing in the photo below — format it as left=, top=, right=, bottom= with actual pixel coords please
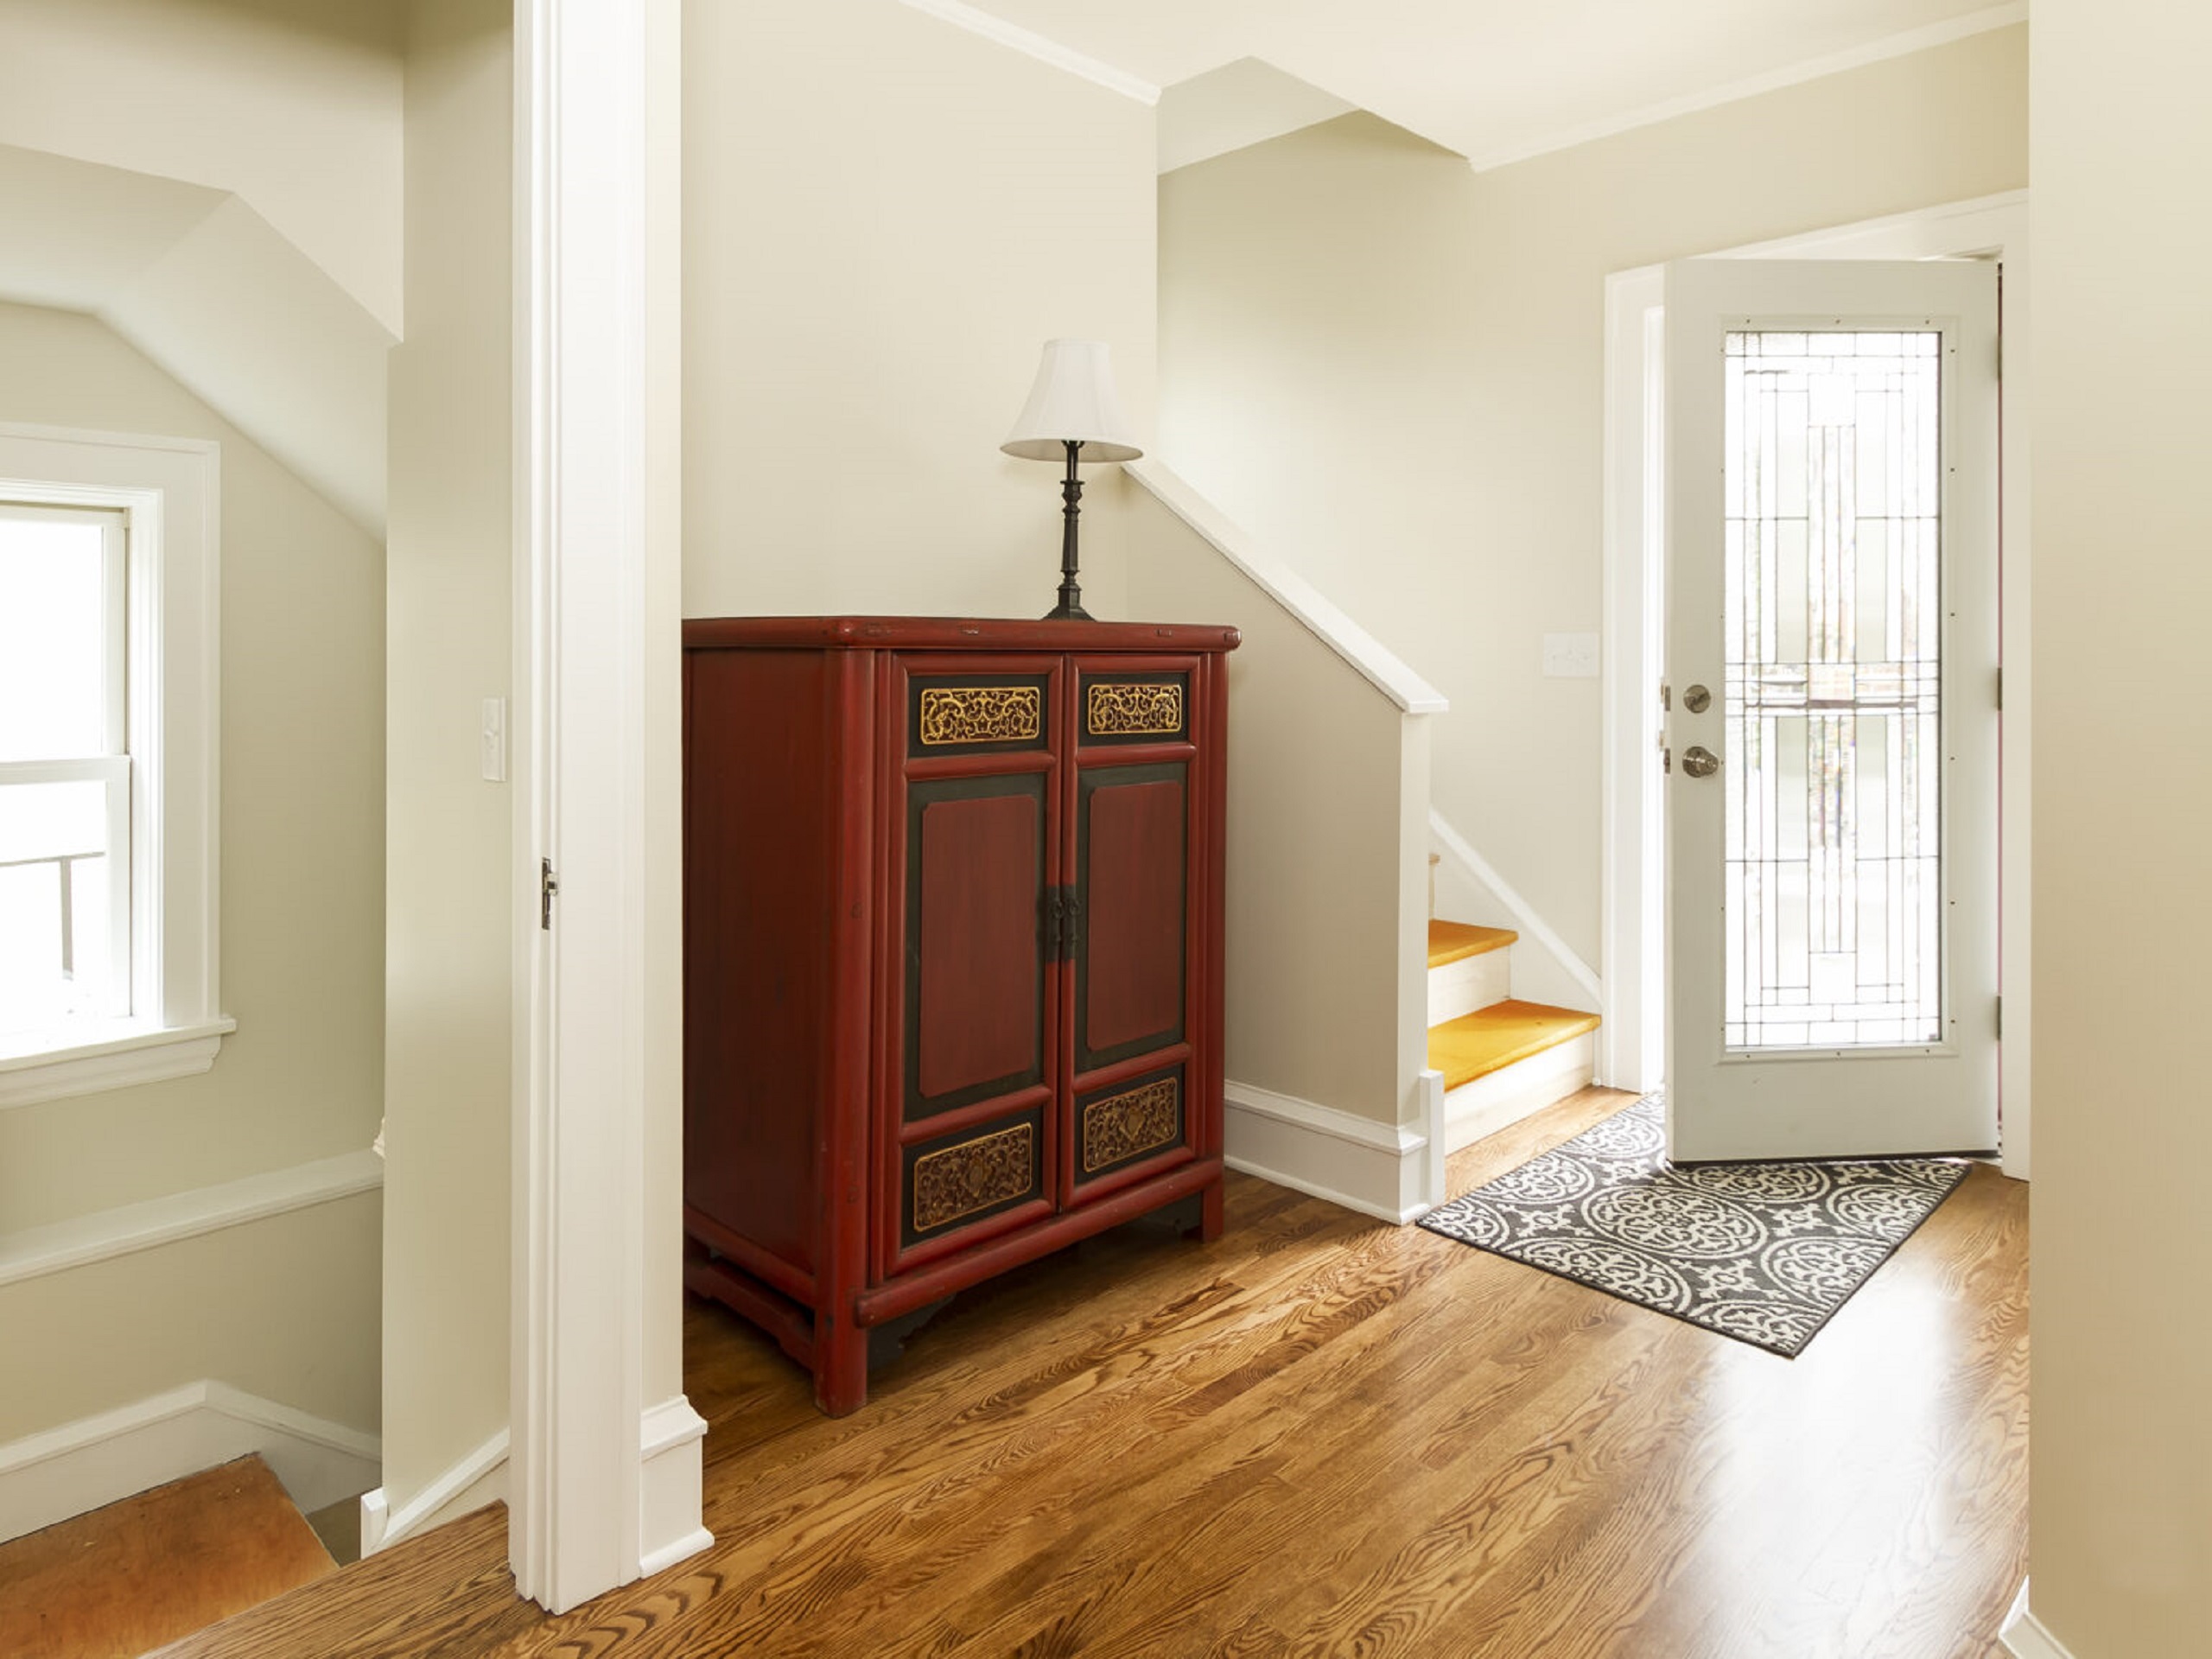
left=511, top=0, right=706, bottom=1616
left=1663, top=257, right=2000, bottom=1162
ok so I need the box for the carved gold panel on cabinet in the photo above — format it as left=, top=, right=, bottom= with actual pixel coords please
left=1080, top=1076, right=1182, bottom=1176
left=1085, top=681, right=1184, bottom=739
left=911, top=1121, right=1038, bottom=1234
left=918, top=685, right=1042, bottom=747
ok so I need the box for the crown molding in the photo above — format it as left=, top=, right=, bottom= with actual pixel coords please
left=1467, top=2, right=2027, bottom=173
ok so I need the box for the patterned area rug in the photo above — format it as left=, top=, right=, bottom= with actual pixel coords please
left=1419, top=1096, right=1968, bottom=1356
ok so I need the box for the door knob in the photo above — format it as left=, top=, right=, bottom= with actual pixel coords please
left=1681, top=745, right=1720, bottom=778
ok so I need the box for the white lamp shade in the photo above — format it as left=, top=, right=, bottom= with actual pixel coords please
left=1001, top=339, right=1143, bottom=464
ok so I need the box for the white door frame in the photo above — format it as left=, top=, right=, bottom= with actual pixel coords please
left=1601, top=189, right=2031, bottom=1179
left=511, top=0, right=707, bottom=1615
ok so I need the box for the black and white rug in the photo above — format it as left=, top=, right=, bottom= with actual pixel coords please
left=1418, top=1096, right=1968, bottom=1357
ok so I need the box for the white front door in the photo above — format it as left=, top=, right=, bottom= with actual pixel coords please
left=1664, top=258, right=1999, bottom=1162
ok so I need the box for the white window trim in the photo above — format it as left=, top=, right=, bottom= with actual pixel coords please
left=0, top=423, right=230, bottom=1109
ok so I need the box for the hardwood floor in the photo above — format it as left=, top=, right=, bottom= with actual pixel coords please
left=0, top=1455, right=334, bottom=1659
left=166, top=1086, right=2029, bottom=1658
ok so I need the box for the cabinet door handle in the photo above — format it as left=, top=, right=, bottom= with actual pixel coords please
left=1062, top=887, right=1081, bottom=962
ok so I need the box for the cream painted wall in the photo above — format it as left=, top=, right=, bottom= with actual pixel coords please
left=0, top=300, right=385, bottom=1439
left=0, top=0, right=405, bottom=334
left=2027, top=2, right=2212, bottom=1649
left=1126, top=488, right=1413, bottom=1126
left=0, top=303, right=385, bottom=1229
left=378, top=0, right=511, bottom=1515
left=682, top=0, right=1157, bottom=624
left=0, top=1195, right=381, bottom=1441
left=1160, top=26, right=2027, bottom=968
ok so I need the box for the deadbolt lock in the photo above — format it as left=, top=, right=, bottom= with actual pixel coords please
left=1681, top=745, right=1720, bottom=779
left=1683, top=683, right=1712, bottom=714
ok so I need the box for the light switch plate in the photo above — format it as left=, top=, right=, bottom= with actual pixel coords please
left=1543, top=632, right=1601, bottom=679
left=480, top=696, right=506, bottom=782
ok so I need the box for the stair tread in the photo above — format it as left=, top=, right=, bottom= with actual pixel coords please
left=0, top=1454, right=334, bottom=1659
left=147, top=1503, right=528, bottom=1659
left=1427, top=920, right=1517, bottom=969
left=1429, top=1000, right=1601, bottom=1092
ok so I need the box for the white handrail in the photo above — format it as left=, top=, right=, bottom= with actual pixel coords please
left=1124, top=459, right=1448, bottom=716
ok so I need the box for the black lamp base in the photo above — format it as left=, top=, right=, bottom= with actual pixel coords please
left=1043, top=438, right=1091, bottom=621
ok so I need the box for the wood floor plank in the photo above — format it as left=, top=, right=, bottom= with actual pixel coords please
left=167, top=1086, right=2030, bottom=1659
left=148, top=1503, right=531, bottom=1659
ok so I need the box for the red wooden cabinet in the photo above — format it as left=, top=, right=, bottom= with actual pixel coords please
left=682, top=616, right=1238, bottom=1414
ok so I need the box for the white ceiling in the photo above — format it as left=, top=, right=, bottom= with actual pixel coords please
left=947, top=0, right=2024, bottom=169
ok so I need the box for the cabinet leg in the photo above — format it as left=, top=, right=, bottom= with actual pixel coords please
left=814, top=1313, right=869, bottom=1417
left=1187, top=1179, right=1224, bottom=1243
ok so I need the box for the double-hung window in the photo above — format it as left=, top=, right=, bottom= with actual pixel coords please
left=0, top=425, right=228, bottom=1108
left=0, top=503, right=133, bottom=1034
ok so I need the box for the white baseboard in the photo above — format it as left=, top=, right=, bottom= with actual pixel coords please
left=2000, top=1580, right=2078, bottom=1659
left=1443, top=1032, right=1597, bottom=1154
left=638, top=1395, right=711, bottom=1578
left=1224, top=1079, right=1432, bottom=1224
left=1429, top=810, right=1603, bottom=1016
left=360, top=1400, right=711, bottom=1579
left=359, top=1428, right=508, bottom=1557
left=0, top=1378, right=380, bottom=1546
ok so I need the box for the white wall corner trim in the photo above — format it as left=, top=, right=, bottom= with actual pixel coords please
left=1420, top=1068, right=1448, bottom=1213
left=898, top=0, right=1160, bottom=105
left=1599, top=266, right=1667, bottom=1097
left=1127, top=459, right=1449, bottom=715
left=512, top=0, right=697, bottom=1618
left=638, top=1397, right=712, bottom=1579
left=1429, top=809, right=1604, bottom=1011
left=1464, top=2, right=2028, bottom=173
left=0, top=1147, right=382, bottom=1289
left=1224, top=1080, right=1432, bottom=1224
left=359, top=1429, right=508, bottom=1558
left=1999, top=1581, right=2078, bottom=1659
left=0, top=1380, right=380, bottom=1547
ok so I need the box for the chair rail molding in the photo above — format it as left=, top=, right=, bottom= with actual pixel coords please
left=0, top=1148, right=380, bottom=1289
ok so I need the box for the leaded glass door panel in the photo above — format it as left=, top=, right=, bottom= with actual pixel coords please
left=1664, top=259, right=1999, bottom=1161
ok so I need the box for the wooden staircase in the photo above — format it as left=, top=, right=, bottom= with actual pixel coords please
left=1427, top=920, right=1599, bottom=1154
left=0, top=1456, right=335, bottom=1659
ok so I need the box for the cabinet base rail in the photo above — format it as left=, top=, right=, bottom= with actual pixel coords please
left=684, top=1159, right=1224, bottom=1414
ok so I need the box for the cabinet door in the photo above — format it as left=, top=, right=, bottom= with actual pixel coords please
left=880, top=656, right=1063, bottom=1274
left=1065, top=659, right=1206, bottom=1202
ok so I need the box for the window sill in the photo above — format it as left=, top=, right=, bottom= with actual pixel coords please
left=0, top=1017, right=237, bottom=1110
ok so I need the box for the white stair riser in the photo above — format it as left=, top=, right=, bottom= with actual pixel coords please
left=1427, top=950, right=1511, bottom=1027
left=1443, top=1032, right=1596, bottom=1155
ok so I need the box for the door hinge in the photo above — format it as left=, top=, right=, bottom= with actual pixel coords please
left=541, top=858, right=558, bottom=931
